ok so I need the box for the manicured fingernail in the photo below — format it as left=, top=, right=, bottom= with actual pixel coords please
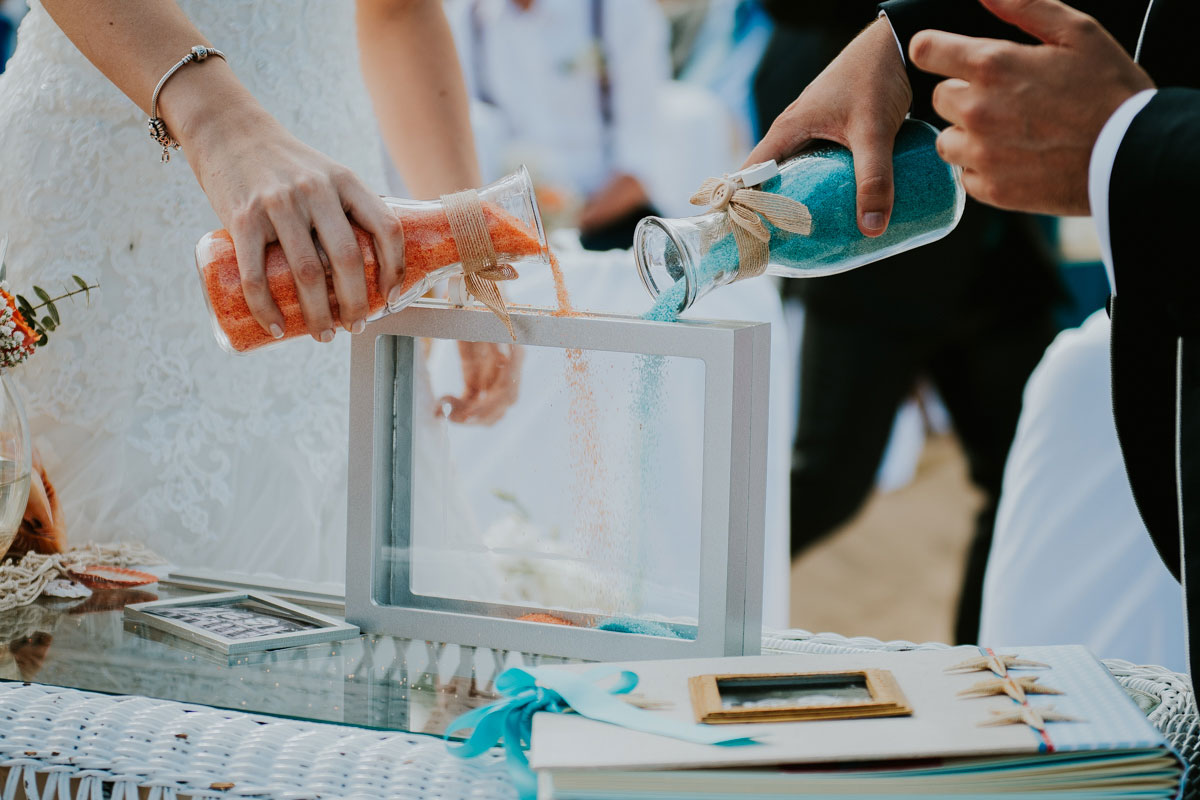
left=319, top=329, right=335, bottom=344
left=862, top=212, right=885, bottom=231
left=351, top=319, right=366, bottom=335
left=387, top=286, right=403, bottom=309
left=269, top=324, right=284, bottom=339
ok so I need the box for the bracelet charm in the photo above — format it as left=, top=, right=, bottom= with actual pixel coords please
left=147, top=45, right=226, bottom=163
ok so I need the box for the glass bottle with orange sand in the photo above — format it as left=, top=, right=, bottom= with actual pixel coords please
left=195, top=167, right=550, bottom=354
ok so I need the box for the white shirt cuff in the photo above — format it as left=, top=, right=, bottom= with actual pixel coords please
left=1089, top=88, right=1156, bottom=295
left=879, top=11, right=906, bottom=66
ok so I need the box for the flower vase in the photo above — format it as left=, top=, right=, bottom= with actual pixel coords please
left=0, top=373, right=32, bottom=561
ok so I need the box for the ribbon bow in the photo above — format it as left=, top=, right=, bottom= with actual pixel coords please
left=445, top=666, right=755, bottom=800
left=690, top=174, right=813, bottom=281
left=442, top=189, right=520, bottom=339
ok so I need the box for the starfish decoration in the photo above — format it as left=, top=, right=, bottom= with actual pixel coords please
left=978, top=704, right=1081, bottom=731
left=958, top=676, right=1063, bottom=703
left=623, top=693, right=673, bottom=711
left=946, top=653, right=1049, bottom=678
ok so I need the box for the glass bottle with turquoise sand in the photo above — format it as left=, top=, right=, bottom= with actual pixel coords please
left=635, top=119, right=965, bottom=320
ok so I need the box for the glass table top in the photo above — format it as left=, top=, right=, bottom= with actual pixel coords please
left=0, top=584, right=572, bottom=736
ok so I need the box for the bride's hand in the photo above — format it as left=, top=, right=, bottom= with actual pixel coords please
left=179, top=99, right=405, bottom=342
left=437, top=341, right=523, bottom=426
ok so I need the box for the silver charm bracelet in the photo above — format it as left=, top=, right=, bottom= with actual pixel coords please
left=148, top=45, right=226, bottom=163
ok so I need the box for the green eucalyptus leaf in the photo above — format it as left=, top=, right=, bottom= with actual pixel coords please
left=35, top=330, right=48, bottom=347
left=41, top=316, right=56, bottom=332
left=46, top=299, right=59, bottom=325
left=33, top=286, right=51, bottom=306
left=16, top=297, right=35, bottom=324
left=72, top=275, right=88, bottom=292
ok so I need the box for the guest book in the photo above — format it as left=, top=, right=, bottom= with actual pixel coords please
left=530, top=646, right=1184, bottom=799
left=344, top=301, right=770, bottom=661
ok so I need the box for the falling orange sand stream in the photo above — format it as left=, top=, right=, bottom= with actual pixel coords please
left=546, top=251, right=627, bottom=614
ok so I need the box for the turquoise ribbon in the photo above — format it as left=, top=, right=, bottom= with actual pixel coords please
left=445, top=666, right=756, bottom=800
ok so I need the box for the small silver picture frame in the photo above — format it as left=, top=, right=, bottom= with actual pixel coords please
left=345, top=301, right=770, bottom=662
left=124, top=591, right=360, bottom=656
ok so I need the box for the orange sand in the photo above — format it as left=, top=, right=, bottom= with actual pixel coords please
left=200, top=205, right=544, bottom=353
left=548, top=252, right=577, bottom=317
left=516, top=612, right=576, bottom=626
left=542, top=249, right=624, bottom=610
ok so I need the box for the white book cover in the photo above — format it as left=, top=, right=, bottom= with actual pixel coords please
left=529, top=646, right=1171, bottom=774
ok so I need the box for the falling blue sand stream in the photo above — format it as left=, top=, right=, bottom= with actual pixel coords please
left=626, top=125, right=959, bottom=638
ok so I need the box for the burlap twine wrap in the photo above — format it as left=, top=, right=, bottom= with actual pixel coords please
left=689, top=176, right=814, bottom=280
left=441, top=189, right=519, bottom=339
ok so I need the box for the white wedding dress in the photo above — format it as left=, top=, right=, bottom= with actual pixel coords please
left=0, top=1, right=386, bottom=583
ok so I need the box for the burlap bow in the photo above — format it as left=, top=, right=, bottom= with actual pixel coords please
left=689, top=175, right=813, bottom=280
left=442, top=189, right=519, bottom=339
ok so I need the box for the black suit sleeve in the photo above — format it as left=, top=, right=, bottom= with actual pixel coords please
left=1107, top=88, right=1200, bottom=586
left=879, top=0, right=1148, bottom=123
left=1109, top=88, right=1200, bottom=334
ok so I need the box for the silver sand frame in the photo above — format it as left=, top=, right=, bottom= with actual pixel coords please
left=345, top=300, right=769, bottom=661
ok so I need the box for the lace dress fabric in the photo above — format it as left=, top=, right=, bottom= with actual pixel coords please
left=0, top=1, right=386, bottom=583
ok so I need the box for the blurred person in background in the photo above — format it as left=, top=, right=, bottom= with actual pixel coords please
left=675, top=0, right=774, bottom=149
left=756, top=0, right=1063, bottom=644
left=0, top=0, right=25, bottom=71
left=446, top=0, right=670, bottom=250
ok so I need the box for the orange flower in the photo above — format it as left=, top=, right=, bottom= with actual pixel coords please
left=0, top=287, right=41, bottom=352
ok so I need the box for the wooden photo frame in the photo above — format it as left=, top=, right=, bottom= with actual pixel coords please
left=688, top=669, right=912, bottom=724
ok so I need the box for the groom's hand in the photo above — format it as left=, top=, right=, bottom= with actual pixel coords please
left=746, top=18, right=912, bottom=237
left=911, top=0, right=1153, bottom=216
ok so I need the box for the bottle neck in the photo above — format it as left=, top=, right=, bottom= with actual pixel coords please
left=635, top=213, right=738, bottom=317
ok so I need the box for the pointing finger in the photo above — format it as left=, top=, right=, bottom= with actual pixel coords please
left=978, top=0, right=1091, bottom=46
left=910, top=30, right=1016, bottom=82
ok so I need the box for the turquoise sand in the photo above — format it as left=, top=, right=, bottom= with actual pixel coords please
left=595, top=616, right=695, bottom=640
left=641, top=120, right=960, bottom=322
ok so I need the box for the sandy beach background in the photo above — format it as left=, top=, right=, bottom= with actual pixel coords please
left=789, top=433, right=982, bottom=644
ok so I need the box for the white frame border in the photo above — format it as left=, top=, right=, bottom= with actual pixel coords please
left=124, top=591, right=361, bottom=656
left=345, top=300, right=770, bottom=662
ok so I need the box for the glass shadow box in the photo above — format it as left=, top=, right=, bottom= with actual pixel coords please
left=346, top=301, right=770, bottom=661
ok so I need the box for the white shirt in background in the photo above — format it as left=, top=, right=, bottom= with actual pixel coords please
left=980, top=311, right=1186, bottom=673
left=446, top=0, right=669, bottom=199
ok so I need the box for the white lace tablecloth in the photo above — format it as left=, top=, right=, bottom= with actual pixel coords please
left=1, top=630, right=1195, bottom=800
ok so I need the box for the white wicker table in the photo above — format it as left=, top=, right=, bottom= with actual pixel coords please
left=1, top=628, right=1195, bottom=800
